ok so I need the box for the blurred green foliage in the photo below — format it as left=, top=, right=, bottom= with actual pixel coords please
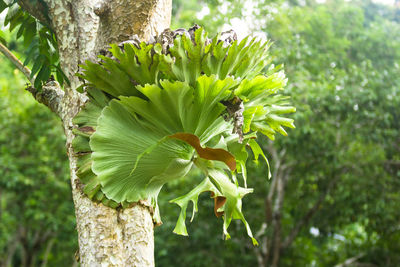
left=0, top=32, right=77, bottom=266
left=0, top=0, right=399, bottom=266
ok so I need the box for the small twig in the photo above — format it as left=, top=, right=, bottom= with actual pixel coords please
left=0, top=42, right=33, bottom=84
left=334, top=253, right=366, bottom=267
left=0, top=42, right=65, bottom=116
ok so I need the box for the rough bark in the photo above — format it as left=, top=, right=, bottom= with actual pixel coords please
left=94, top=0, right=172, bottom=50
left=18, top=0, right=172, bottom=266
left=17, top=0, right=51, bottom=29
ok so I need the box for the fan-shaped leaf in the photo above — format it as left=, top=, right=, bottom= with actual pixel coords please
left=72, top=26, right=295, bottom=243
left=90, top=100, right=194, bottom=203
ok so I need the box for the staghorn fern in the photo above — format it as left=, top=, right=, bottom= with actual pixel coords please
left=72, top=26, right=295, bottom=245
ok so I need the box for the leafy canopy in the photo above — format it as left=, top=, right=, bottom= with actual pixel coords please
left=72, top=27, right=295, bottom=243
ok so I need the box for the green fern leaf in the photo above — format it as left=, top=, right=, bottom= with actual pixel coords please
left=72, top=26, right=296, bottom=243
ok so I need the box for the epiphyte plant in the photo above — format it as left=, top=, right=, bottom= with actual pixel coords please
left=72, top=25, right=295, bottom=245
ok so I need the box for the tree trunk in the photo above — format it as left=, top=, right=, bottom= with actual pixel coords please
left=3, top=233, right=19, bottom=267
left=19, top=0, right=172, bottom=266
left=40, top=238, right=55, bottom=267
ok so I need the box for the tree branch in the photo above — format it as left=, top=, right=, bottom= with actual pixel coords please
left=269, top=172, right=284, bottom=267
left=259, top=144, right=291, bottom=266
left=0, top=42, right=64, bottom=116
left=17, top=0, right=52, bottom=28
left=334, top=253, right=366, bottom=267
left=385, top=160, right=400, bottom=166
left=281, top=174, right=340, bottom=249
left=265, top=177, right=277, bottom=224
left=3, top=230, right=20, bottom=267
left=250, top=222, right=268, bottom=267
left=26, top=81, right=65, bottom=116
left=265, top=145, right=286, bottom=224
left=40, top=238, right=55, bottom=267
left=0, top=42, right=33, bottom=84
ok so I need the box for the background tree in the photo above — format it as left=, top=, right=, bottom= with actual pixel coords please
left=155, top=0, right=400, bottom=266
left=0, top=69, right=76, bottom=267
